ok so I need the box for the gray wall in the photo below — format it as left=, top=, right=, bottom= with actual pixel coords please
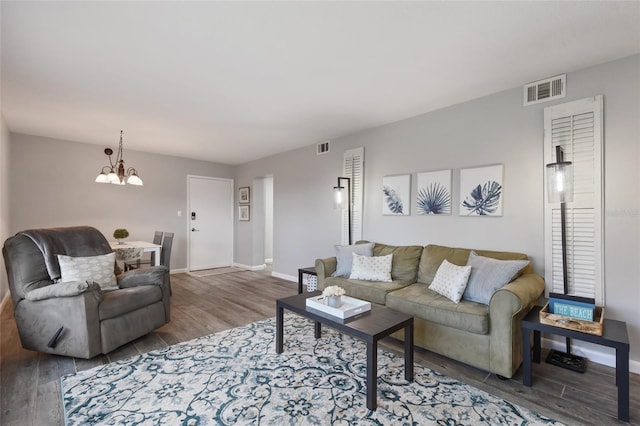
left=8, top=134, right=235, bottom=270
left=3, top=54, right=638, bottom=365
left=236, top=54, right=640, bottom=364
left=0, top=115, right=10, bottom=303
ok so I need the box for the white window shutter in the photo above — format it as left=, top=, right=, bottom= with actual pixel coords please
left=544, top=96, right=604, bottom=304
left=342, top=147, right=364, bottom=245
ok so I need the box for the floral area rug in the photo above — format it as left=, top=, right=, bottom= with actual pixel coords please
left=61, top=315, right=563, bottom=425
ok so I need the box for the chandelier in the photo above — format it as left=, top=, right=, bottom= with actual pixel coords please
left=95, top=130, right=143, bottom=186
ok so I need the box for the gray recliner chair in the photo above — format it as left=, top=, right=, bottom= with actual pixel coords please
left=2, top=226, right=171, bottom=359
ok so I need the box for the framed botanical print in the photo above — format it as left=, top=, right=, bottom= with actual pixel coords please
left=382, top=174, right=410, bottom=215
left=239, top=205, right=250, bottom=221
left=459, top=164, right=503, bottom=216
left=416, top=170, right=452, bottom=215
left=239, top=187, right=250, bottom=204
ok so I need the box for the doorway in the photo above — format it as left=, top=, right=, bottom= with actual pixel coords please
left=187, top=175, right=234, bottom=271
left=264, top=176, right=274, bottom=269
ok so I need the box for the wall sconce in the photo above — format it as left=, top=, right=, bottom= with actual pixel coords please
left=333, top=177, right=352, bottom=245
left=95, top=130, right=143, bottom=186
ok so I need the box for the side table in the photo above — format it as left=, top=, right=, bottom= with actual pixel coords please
left=297, top=266, right=317, bottom=294
left=521, top=305, right=630, bottom=422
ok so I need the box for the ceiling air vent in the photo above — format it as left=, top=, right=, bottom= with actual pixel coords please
left=524, top=74, right=566, bottom=106
left=317, top=141, right=330, bottom=155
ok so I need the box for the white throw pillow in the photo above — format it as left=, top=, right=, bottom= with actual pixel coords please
left=57, top=252, right=118, bottom=291
left=462, top=251, right=530, bottom=304
left=349, top=253, right=393, bottom=282
left=429, top=259, right=472, bottom=303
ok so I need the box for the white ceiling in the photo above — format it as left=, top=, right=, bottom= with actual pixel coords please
left=2, top=1, right=639, bottom=165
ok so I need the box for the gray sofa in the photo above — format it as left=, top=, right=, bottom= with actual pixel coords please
left=2, top=226, right=171, bottom=359
left=315, top=242, right=544, bottom=378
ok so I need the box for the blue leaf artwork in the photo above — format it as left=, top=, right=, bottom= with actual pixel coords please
left=459, top=165, right=504, bottom=216
left=462, top=181, right=502, bottom=215
left=382, top=174, right=411, bottom=215
left=417, top=183, right=451, bottom=214
left=416, top=170, right=452, bottom=215
left=383, top=186, right=404, bottom=214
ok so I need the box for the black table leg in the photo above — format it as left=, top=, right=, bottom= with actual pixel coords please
left=522, top=326, right=532, bottom=386
left=532, top=330, right=541, bottom=363
left=366, top=340, right=377, bottom=411
left=276, top=304, right=284, bottom=353
left=314, top=321, right=321, bottom=339
left=405, top=322, right=414, bottom=382
left=617, top=346, right=630, bottom=422
left=297, top=269, right=303, bottom=294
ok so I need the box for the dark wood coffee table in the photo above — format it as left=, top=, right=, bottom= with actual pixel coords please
left=276, top=291, right=414, bottom=411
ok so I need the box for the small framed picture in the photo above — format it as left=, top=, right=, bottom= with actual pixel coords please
left=239, top=187, right=250, bottom=204
left=239, top=205, right=250, bottom=221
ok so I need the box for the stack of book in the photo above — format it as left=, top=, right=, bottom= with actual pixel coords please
left=548, top=293, right=596, bottom=321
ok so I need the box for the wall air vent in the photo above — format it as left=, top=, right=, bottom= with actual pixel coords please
left=524, top=74, right=566, bottom=106
left=317, top=141, right=330, bottom=155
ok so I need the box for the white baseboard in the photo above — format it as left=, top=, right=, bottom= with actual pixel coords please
left=265, top=258, right=273, bottom=264
left=271, top=271, right=296, bottom=282
left=233, top=262, right=266, bottom=272
left=542, top=337, right=639, bottom=374
left=170, top=268, right=188, bottom=274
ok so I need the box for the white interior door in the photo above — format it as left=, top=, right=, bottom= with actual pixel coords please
left=188, top=176, right=233, bottom=271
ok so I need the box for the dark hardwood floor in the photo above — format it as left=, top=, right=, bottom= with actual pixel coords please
left=1, top=270, right=638, bottom=425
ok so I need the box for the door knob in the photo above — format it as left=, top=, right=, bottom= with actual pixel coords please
left=192, top=228, right=200, bottom=232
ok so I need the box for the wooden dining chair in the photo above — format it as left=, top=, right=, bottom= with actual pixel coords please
left=124, top=231, right=163, bottom=271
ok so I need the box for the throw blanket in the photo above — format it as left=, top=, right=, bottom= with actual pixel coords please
left=20, top=226, right=112, bottom=280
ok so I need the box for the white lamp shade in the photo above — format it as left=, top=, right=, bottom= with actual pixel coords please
left=127, top=174, right=143, bottom=186
left=95, top=173, right=109, bottom=183
left=107, top=171, right=120, bottom=184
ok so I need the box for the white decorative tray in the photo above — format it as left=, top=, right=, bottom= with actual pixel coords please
left=305, top=295, right=371, bottom=319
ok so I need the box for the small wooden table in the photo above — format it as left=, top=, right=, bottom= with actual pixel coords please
left=276, top=292, right=414, bottom=411
left=521, top=305, right=630, bottom=422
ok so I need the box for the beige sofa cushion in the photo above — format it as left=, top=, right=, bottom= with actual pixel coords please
left=324, top=276, right=413, bottom=305
left=373, top=243, right=423, bottom=282
left=418, top=244, right=532, bottom=285
left=386, top=283, right=490, bottom=335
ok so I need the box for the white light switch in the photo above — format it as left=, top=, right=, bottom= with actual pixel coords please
left=177, top=210, right=182, bottom=217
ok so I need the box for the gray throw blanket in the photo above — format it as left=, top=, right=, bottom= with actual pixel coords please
left=19, top=226, right=113, bottom=280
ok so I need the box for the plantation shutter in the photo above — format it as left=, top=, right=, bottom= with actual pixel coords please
left=543, top=96, right=604, bottom=304
left=342, top=147, right=364, bottom=245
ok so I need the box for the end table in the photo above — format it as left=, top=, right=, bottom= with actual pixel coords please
left=521, top=305, right=630, bottom=422
left=297, top=266, right=317, bottom=294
